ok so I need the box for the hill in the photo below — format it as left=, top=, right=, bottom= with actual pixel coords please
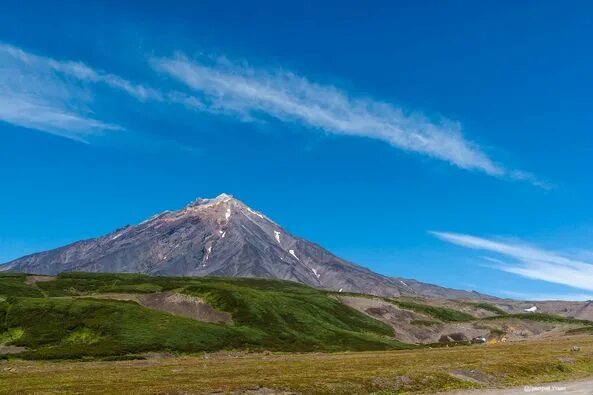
left=1, top=273, right=590, bottom=360
left=0, top=272, right=408, bottom=359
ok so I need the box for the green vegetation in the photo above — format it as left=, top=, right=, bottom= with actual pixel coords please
left=62, top=327, right=103, bottom=345
left=465, top=301, right=508, bottom=316
left=482, top=313, right=593, bottom=326
left=0, top=327, right=24, bottom=344
left=0, top=273, right=407, bottom=359
left=2, top=272, right=591, bottom=362
left=566, top=327, right=593, bottom=335
left=182, top=277, right=403, bottom=351
left=391, top=299, right=476, bottom=322
left=0, top=297, right=252, bottom=359
left=0, top=273, right=43, bottom=297
left=34, top=272, right=176, bottom=296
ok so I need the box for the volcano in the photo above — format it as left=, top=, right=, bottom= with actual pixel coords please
left=1, top=194, right=415, bottom=297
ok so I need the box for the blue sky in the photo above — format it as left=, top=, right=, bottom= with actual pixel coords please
left=2, top=1, right=593, bottom=300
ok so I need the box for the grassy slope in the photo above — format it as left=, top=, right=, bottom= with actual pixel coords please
left=0, top=273, right=406, bottom=359
left=387, top=297, right=593, bottom=332
left=465, top=301, right=508, bottom=316
left=1, top=297, right=258, bottom=359
left=2, top=272, right=591, bottom=360
left=181, top=278, right=399, bottom=351
left=332, top=292, right=593, bottom=342
left=0, top=273, right=44, bottom=298
left=482, top=313, right=593, bottom=326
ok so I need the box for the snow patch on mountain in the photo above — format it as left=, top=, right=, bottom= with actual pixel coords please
left=311, top=268, right=320, bottom=279
left=204, top=245, right=213, bottom=261
left=247, top=207, right=264, bottom=219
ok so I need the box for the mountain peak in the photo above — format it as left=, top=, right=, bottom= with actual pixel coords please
left=187, top=193, right=236, bottom=208
left=1, top=194, right=412, bottom=298
left=216, top=193, right=233, bottom=200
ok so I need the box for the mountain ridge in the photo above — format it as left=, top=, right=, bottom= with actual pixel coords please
left=1, top=194, right=416, bottom=297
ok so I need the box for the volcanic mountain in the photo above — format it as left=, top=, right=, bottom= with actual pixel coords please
left=1, top=194, right=416, bottom=297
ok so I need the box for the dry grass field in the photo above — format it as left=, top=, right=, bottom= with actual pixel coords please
left=2, top=335, right=593, bottom=394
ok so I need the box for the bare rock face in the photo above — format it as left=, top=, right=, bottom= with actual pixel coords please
left=0, top=194, right=411, bottom=297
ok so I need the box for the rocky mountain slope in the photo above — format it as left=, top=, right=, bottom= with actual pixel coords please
left=1, top=194, right=415, bottom=297
left=391, top=277, right=496, bottom=300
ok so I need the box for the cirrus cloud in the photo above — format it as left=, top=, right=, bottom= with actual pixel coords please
left=0, top=42, right=547, bottom=187
left=432, top=231, right=593, bottom=292
left=0, top=43, right=127, bottom=141
left=151, top=53, right=546, bottom=187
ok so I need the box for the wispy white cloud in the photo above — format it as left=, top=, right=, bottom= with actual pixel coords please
left=432, top=231, right=593, bottom=292
left=150, top=53, right=544, bottom=184
left=0, top=43, right=550, bottom=186
left=0, top=43, right=217, bottom=143
left=1, top=43, right=162, bottom=102
left=0, top=95, right=123, bottom=142
left=0, top=43, right=126, bottom=141
left=510, top=170, right=554, bottom=190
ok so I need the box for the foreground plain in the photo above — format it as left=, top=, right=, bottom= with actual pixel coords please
left=2, top=335, right=593, bottom=394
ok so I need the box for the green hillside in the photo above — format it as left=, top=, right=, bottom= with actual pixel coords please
left=0, top=273, right=407, bottom=359
left=3, top=272, right=587, bottom=361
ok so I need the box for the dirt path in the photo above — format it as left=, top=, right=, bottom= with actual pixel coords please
left=448, top=377, right=593, bottom=394
left=24, top=275, right=56, bottom=285
left=85, top=292, right=233, bottom=324
left=24, top=275, right=56, bottom=297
